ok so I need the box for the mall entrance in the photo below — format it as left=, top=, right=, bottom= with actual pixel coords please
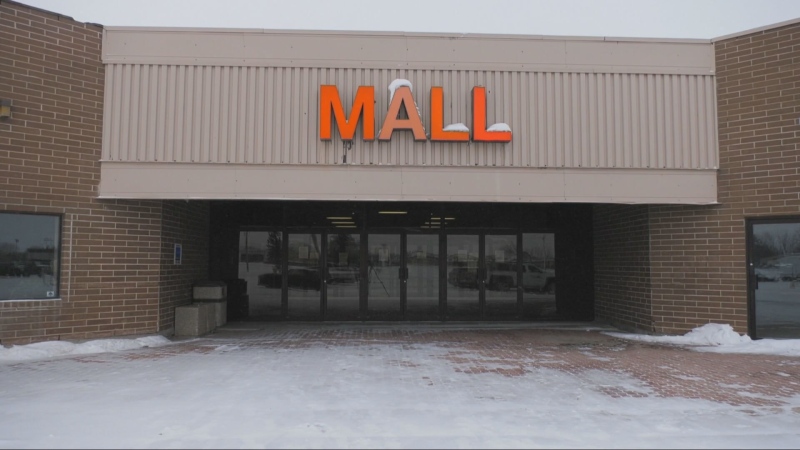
left=209, top=201, right=594, bottom=322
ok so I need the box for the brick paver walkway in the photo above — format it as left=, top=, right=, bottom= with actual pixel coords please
left=85, top=322, right=800, bottom=411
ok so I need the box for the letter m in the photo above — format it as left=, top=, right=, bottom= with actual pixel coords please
left=319, top=85, right=375, bottom=141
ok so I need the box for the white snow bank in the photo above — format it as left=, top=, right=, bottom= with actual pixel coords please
left=388, top=78, right=412, bottom=102
left=443, top=122, right=469, bottom=132
left=607, top=323, right=800, bottom=357
left=487, top=122, right=511, bottom=132
left=0, top=335, right=172, bottom=362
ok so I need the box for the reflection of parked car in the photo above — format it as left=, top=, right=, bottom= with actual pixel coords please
left=0, top=261, right=41, bottom=277
left=448, top=267, right=477, bottom=288
left=258, top=266, right=322, bottom=290
left=327, top=265, right=359, bottom=284
left=486, top=263, right=555, bottom=293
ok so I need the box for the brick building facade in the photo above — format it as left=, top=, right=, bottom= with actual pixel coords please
left=1, top=0, right=798, bottom=343
left=0, top=0, right=208, bottom=343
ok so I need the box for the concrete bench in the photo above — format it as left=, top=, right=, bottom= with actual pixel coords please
left=175, top=301, right=227, bottom=337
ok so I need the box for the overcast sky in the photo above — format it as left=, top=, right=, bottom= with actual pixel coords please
left=17, top=0, right=800, bottom=39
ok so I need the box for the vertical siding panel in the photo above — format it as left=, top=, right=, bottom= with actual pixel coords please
left=182, top=66, right=194, bottom=163
left=628, top=74, right=638, bottom=168
left=537, top=73, right=547, bottom=167
left=110, top=65, right=124, bottom=161
left=127, top=65, right=140, bottom=161
left=174, top=66, right=186, bottom=162
left=218, top=67, right=229, bottom=163
left=587, top=72, right=597, bottom=168
left=613, top=74, right=623, bottom=168
left=275, top=68, right=285, bottom=164
left=706, top=76, right=718, bottom=168
left=200, top=66, right=212, bottom=163
left=655, top=75, right=665, bottom=168
left=209, top=67, right=221, bottom=163
left=579, top=73, right=588, bottom=168
left=680, top=75, right=690, bottom=169
left=622, top=74, right=632, bottom=168
left=136, top=65, right=149, bottom=161
left=646, top=75, right=656, bottom=168
left=298, top=68, right=309, bottom=165
left=566, top=73, right=576, bottom=167
left=696, top=76, right=707, bottom=169
left=145, top=65, right=157, bottom=162
left=547, top=73, right=557, bottom=167
left=254, top=67, right=265, bottom=164
left=595, top=74, right=605, bottom=168
left=284, top=68, right=294, bottom=165
left=156, top=66, right=168, bottom=162
left=664, top=75, right=674, bottom=168
left=308, top=68, right=319, bottom=164
left=233, top=67, right=245, bottom=164
left=245, top=67, right=256, bottom=164
left=264, top=67, right=274, bottom=164
left=194, top=66, right=204, bottom=162
left=689, top=76, right=699, bottom=168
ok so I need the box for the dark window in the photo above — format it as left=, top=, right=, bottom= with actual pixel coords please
left=0, top=212, right=61, bottom=300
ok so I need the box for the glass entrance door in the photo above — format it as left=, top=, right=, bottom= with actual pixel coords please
left=484, top=234, right=519, bottom=319
left=286, top=233, right=322, bottom=320
left=366, top=234, right=402, bottom=320
left=238, top=230, right=283, bottom=319
left=750, top=220, right=800, bottom=338
left=406, top=234, right=441, bottom=320
left=325, top=233, right=362, bottom=320
left=446, top=234, right=480, bottom=320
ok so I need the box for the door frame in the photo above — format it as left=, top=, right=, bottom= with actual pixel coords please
left=745, top=215, right=800, bottom=339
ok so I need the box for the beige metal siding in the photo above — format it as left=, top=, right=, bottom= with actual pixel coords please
left=102, top=64, right=718, bottom=170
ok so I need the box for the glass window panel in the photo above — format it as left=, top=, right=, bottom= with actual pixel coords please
left=522, top=233, right=556, bottom=319
left=753, top=222, right=800, bottom=339
left=0, top=212, right=60, bottom=301
left=239, top=231, right=283, bottom=319
left=287, top=233, right=322, bottom=319
left=485, top=235, right=518, bottom=319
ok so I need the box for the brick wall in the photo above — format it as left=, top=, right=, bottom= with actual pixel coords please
left=593, top=205, right=654, bottom=332
left=0, top=1, right=167, bottom=344
left=158, top=200, right=210, bottom=331
left=647, top=22, right=800, bottom=335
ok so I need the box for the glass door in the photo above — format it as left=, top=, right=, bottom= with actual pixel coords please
left=238, top=230, right=283, bottom=319
left=484, top=234, right=519, bottom=319
left=446, top=234, right=480, bottom=320
left=749, top=220, right=800, bottom=339
left=286, top=233, right=323, bottom=320
left=325, top=232, right=362, bottom=320
left=406, top=234, right=441, bottom=320
left=521, top=233, right=557, bottom=319
left=366, top=234, right=402, bottom=320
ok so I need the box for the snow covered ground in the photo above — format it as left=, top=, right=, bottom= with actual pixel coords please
left=1, top=324, right=800, bottom=449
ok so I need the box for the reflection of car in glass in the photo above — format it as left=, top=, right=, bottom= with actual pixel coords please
left=486, top=263, right=555, bottom=293
left=258, top=265, right=322, bottom=290
left=448, top=267, right=478, bottom=288
left=327, top=265, right=359, bottom=284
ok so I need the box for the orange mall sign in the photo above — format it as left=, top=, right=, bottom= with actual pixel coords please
left=319, top=84, right=512, bottom=143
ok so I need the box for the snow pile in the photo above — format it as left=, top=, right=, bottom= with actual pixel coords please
left=607, top=323, right=800, bottom=357
left=443, top=122, right=469, bottom=132
left=0, top=335, right=172, bottom=362
left=487, top=122, right=511, bottom=132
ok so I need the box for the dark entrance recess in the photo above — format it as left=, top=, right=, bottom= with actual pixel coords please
left=209, top=201, right=594, bottom=322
